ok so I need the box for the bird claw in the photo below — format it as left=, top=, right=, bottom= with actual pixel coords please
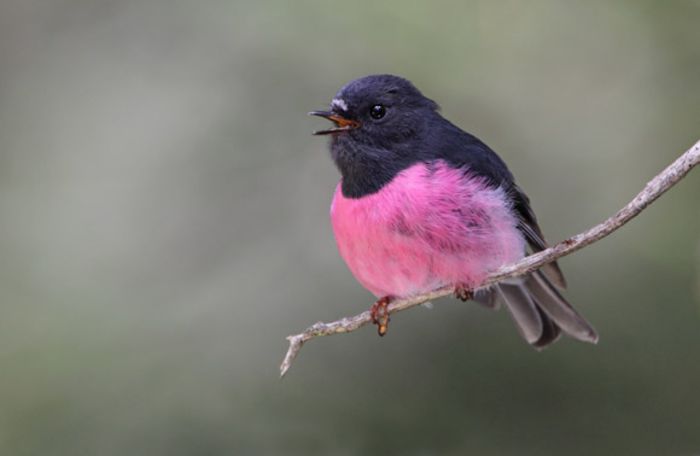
left=454, top=284, right=473, bottom=302
left=370, top=296, right=392, bottom=336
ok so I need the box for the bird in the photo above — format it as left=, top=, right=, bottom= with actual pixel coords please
left=309, top=74, right=598, bottom=348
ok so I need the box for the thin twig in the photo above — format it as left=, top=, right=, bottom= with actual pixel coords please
left=281, top=140, right=700, bottom=377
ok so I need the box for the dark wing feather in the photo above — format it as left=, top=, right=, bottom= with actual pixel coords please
left=495, top=282, right=564, bottom=348
left=525, top=271, right=598, bottom=343
left=497, top=284, right=543, bottom=345
left=510, top=185, right=567, bottom=289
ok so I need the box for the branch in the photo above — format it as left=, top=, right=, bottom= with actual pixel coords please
left=280, top=139, right=700, bottom=377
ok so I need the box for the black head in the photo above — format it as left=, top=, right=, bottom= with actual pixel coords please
left=310, top=74, right=441, bottom=197
left=310, top=74, right=438, bottom=141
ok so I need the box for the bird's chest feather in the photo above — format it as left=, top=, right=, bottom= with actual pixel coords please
left=330, top=161, right=525, bottom=297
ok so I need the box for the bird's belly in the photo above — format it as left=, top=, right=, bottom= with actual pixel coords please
left=330, top=161, right=526, bottom=298
left=333, top=225, right=446, bottom=298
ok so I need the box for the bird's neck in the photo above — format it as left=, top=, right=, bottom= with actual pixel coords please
left=333, top=143, right=405, bottom=199
left=338, top=156, right=400, bottom=199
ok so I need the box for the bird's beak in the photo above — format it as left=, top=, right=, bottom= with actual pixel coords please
left=308, top=111, right=361, bottom=135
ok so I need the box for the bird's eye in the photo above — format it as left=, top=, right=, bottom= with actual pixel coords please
left=369, top=104, right=386, bottom=120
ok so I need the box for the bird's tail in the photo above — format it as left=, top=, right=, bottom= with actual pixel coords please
left=477, top=270, right=598, bottom=348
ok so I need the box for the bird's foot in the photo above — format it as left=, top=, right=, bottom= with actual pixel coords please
left=454, top=284, right=474, bottom=302
left=370, top=296, right=393, bottom=337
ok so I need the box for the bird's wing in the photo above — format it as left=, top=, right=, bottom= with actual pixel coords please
left=510, top=184, right=568, bottom=289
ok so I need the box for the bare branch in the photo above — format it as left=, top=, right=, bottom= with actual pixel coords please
left=280, top=139, right=700, bottom=377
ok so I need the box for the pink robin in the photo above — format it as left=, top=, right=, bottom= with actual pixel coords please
left=310, top=74, right=597, bottom=347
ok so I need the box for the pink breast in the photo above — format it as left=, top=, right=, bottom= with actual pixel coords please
left=330, top=161, right=525, bottom=298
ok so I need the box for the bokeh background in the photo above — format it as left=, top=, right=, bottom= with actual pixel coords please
left=1, top=1, right=699, bottom=455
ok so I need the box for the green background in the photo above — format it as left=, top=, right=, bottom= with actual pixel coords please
left=1, top=1, right=699, bottom=454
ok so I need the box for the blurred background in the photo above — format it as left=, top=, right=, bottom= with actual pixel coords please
left=0, top=1, right=699, bottom=454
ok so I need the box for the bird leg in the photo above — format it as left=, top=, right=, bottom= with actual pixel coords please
left=454, top=284, right=474, bottom=302
left=370, top=296, right=393, bottom=336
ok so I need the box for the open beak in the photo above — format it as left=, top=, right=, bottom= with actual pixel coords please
left=308, top=111, right=360, bottom=135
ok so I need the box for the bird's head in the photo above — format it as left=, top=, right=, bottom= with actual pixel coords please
left=310, top=74, right=438, bottom=148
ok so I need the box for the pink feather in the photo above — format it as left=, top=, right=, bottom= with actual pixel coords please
left=331, top=161, right=525, bottom=298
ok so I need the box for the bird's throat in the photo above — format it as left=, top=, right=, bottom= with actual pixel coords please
left=335, top=151, right=402, bottom=199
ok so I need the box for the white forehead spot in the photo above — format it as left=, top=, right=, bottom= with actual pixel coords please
left=331, top=98, right=348, bottom=111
